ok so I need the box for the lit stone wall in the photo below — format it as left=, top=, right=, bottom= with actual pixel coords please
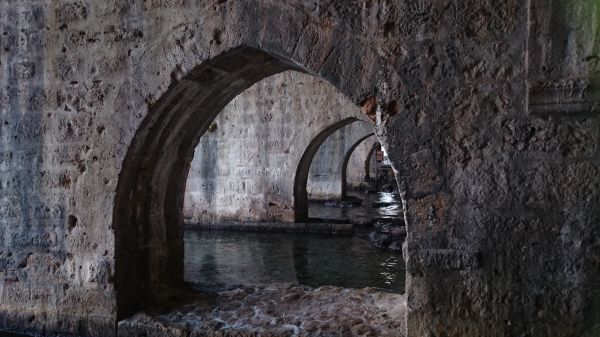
left=306, top=123, right=373, bottom=200
left=184, top=71, right=367, bottom=224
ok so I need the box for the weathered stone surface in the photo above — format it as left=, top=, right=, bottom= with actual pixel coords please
left=187, top=221, right=353, bottom=235
left=502, top=116, right=598, bottom=159
left=118, top=284, right=406, bottom=337
left=529, top=78, right=600, bottom=115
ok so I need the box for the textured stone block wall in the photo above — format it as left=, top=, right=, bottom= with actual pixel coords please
left=184, top=71, right=367, bottom=225
left=1, top=0, right=117, bottom=334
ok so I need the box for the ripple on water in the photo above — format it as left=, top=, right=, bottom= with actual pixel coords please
left=184, top=228, right=405, bottom=294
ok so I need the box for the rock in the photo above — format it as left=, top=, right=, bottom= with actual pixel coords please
left=117, top=284, right=406, bottom=337
left=369, top=226, right=406, bottom=251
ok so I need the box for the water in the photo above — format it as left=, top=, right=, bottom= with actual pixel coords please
left=309, top=191, right=403, bottom=225
left=184, top=229, right=404, bottom=293
left=183, top=191, right=405, bottom=293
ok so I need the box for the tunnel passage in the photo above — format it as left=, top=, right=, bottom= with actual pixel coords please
left=306, top=121, right=374, bottom=201
left=293, top=118, right=369, bottom=222
left=183, top=71, right=370, bottom=226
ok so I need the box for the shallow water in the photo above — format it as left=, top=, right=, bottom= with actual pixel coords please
left=183, top=192, right=405, bottom=293
left=184, top=228, right=405, bottom=293
left=309, top=191, right=403, bottom=224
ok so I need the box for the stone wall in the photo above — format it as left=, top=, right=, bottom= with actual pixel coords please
left=0, top=1, right=598, bottom=337
left=391, top=1, right=600, bottom=336
left=307, top=122, right=373, bottom=200
left=346, top=136, right=377, bottom=189
left=184, top=71, right=366, bottom=225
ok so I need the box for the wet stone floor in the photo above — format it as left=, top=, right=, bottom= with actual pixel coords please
left=118, top=191, right=406, bottom=337
left=118, top=284, right=406, bottom=337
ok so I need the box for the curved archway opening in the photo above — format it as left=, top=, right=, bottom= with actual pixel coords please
left=293, top=117, right=361, bottom=222
left=114, top=46, right=309, bottom=319
left=175, top=67, right=406, bottom=301
left=113, top=46, right=406, bottom=336
left=304, top=120, right=374, bottom=203
left=364, top=142, right=381, bottom=183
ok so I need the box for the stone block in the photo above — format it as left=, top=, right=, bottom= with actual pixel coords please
left=13, top=62, right=35, bottom=79
left=55, top=2, right=89, bottom=24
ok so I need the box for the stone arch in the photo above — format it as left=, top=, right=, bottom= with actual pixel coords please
left=365, top=142, right=381, bottom=182
left=341, top=134, right=376, bottom=199
left=292, top=117, right=361, bottom=222
left=304, top=121, right=375, bottom=201
left=104, top=2, right=397, bottom=324
left=343, top=135, right=378, bottom=189
left=112, top=46, right=380, bottom=319
left=342, top=133, right=378, bottom=193
left=101, top=2, right=421, bottom=333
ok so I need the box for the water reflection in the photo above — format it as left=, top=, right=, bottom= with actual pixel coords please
left=184, top=228, right=405, bottom=293
left=308, top=191, right=403, bottom=224
left=184, top=191, right=406, bottom=293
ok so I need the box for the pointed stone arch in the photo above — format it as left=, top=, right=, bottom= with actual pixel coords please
left=112, top=44, right=384, bottom=319
left=341, top=134, right=377, bottom=198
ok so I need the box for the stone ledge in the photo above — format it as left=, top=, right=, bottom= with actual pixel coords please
left=408, top=249, right=479, bottom=274
left=529, top=78, right=600, bottom=115
left=185, top=221, right=354, bottom=235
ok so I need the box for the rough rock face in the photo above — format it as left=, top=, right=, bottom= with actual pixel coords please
left=117, top=284, right=406, bottom=337
left=0, top=0, right=598, bottom=337
left=184, top=71, right=371, bottom=225
left=369, top=226, right=406, bottom=251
